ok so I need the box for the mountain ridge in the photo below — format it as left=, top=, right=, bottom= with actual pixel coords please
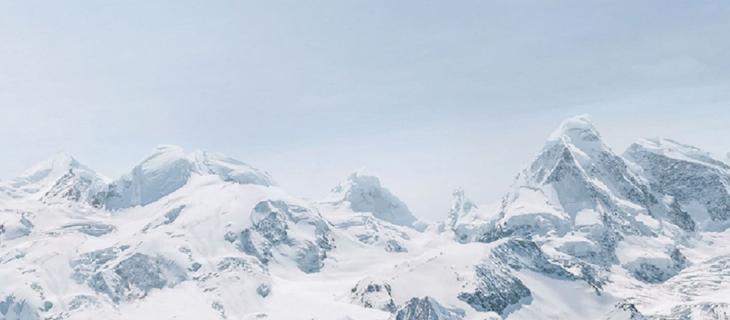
left=2, top=116, right=730, bottom=320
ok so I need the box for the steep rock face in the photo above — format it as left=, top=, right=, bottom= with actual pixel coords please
left=71, top=247, right=187, bottom=303
left=453, top=116, right=693, bottom=288
left=226, top=200, right=334, bottom=273
left=488, top=116, right=658, bottom=242
left=623, top=248, right=688, bottom=283
left=457, top=263, right=531, bottom=316
left=446, top=189, right=478, bottom=231
left=490, top=238, right=576, bottom=280
left=395, top=296, right=464, bottom=320
left=104, top=146, right=273, bottom=210
left=328, top=172, right=421, bottom=229
left=624, top=138, right=730, bottom=231
left=350, top=277, right=397, bottom=313
left=445, top=189, right=487, bottom=243
left=605, top=302, right=648, bottom=320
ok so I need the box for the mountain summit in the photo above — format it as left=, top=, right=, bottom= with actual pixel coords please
left=5, top=153, right=108, bottom=204
left=2, top=117, right=730, bottom=320
left=328, top=171, right=421, bottom=229
left=103, top=145, right=274, bottom=209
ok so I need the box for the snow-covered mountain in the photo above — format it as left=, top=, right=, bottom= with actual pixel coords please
left=624, top=137, right=730, bottom=231
left=2, top=117, right=730, bottom=320
left=1, top=153, right=108, bottom=206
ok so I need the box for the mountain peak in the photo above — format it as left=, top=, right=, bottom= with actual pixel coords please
left=548, top=114, right=600, bottom=143
left=7, top=153, right=108, bottom=204
left=329, top=171, right=420, bottom=229
left=104, top=146, right=273, bottom=209
left=18, top=152, right=81, bottom=183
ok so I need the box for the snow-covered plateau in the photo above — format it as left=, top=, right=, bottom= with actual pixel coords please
left=2, top=116, right=730, bottom=320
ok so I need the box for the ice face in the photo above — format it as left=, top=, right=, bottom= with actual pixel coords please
left=103, top=146, right=273, bottom=210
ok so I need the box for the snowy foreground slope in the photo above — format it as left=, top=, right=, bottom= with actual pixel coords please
left=2, top=117, right=730, bottom=320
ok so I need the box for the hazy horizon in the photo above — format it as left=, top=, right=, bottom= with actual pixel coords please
left=2, top=1, right=730, bottom=221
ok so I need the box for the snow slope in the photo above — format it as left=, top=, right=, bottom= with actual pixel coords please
left=2, top=117, right=730, bottom=320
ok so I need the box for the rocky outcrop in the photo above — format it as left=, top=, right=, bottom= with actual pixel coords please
left=350, top=277, right=397, bottom=313
left=457, top=263, right=531, bottom=316
left=395, top=296, right=464, bottom=320
left=624, top=138, right=730, bottom=231
left=71, top=248, right=187, bottom=303
left=226, top=200, right=334, bottom=273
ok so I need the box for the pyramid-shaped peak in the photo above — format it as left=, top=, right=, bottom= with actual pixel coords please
left=18, top=152, right=96, bottom=184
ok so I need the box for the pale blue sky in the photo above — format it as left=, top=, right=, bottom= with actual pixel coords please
left=2, top=1, right=730, bottom=220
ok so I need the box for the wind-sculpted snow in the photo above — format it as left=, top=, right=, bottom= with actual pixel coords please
left=226, top=200, right=334, bottom=273
left=624, top=138, right=730, bottom=231
left=104, top=146, right=273, bottom=209
left=395, top=297, right=465, bottom=320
